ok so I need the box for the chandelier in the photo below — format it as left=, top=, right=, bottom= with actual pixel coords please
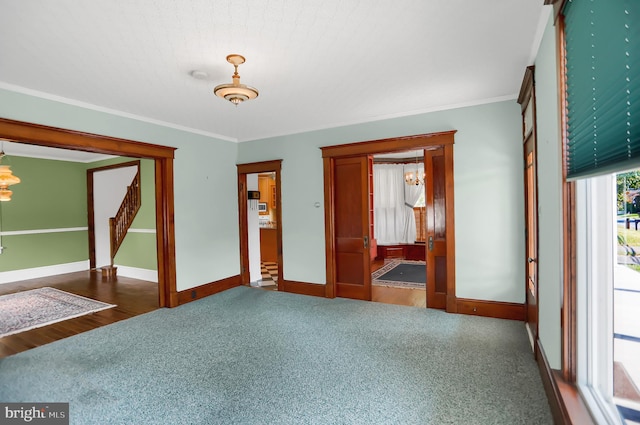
left=0, top=149, right=20, bottom=201
left=404, top=155, right=425, bottom=186
left=214, top=54, right=259, bottom=105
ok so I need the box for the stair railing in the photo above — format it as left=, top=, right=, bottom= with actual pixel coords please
left=109, top=171, right=141, bottom=266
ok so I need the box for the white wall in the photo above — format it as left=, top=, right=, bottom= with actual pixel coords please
left=534, top=12, right=563, bottom=369
left=246, top=173, right=261, bottom=282
left=93, top=166, right=137, bottom=267
left=0, top=88, right=529, bottom=305
left=238, top=100, right=525, bottom=303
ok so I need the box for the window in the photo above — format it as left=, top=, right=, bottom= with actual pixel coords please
left=576, top=173, right=640, bottom=424
left=561, top=1, right=640, bottom=423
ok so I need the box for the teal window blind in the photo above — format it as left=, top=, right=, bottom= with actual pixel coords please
left=564, top=0, right=639, bottom=180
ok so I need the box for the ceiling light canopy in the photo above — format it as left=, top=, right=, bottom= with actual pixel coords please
left=214, top=54, right=259, bottom=106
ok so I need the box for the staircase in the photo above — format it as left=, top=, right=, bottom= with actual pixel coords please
left=102, top=170, right=141, bottom=279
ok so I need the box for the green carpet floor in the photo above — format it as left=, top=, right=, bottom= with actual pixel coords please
left=0, top=286, right=552, bottom=424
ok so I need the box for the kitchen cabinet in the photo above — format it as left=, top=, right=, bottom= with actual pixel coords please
left=258, top=175, right=269, bottom=203
left=260, top=228, right=277, bottom=262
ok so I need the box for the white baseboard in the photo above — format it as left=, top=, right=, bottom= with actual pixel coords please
left=0, top=261, right=90, bottom=285
left=114, top=265, right=158, bottom=283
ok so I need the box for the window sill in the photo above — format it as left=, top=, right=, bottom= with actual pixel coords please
left=537, top=342, right=597, bottom=424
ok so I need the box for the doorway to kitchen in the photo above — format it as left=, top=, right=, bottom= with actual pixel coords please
left=237, top=160, right=283, bottom=290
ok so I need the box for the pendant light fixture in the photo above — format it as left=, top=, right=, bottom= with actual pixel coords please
left=404, top=154, right=425, bottom=186
left=214, top=54, right=259, bottom=105
left=0, top=147, right=20, bottom=201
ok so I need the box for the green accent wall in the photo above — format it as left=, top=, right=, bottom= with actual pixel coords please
left=114, top=233, right=157, bottom=269
left=0, top=232, right=88, bottom=271
left=0, top=156, right=89, bottom=272
left=0, top=156, right=87, bottom=231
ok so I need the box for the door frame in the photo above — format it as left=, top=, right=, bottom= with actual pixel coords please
left=321, top=131, right=457, bottom=312
left=518, top=66, right=539, bottom=348
left=0, top=118, right=178, bottom=307
left=237, top=160, right=283, bottom=289
left=87, top=160, right=141, bottom=269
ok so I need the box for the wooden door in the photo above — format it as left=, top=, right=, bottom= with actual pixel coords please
left=334, top=156, right=371, bottom=300
left=425, top=148, right=447, bottom=309
left=524, top=135, right=538, bottom=340
left=519, top=66, right=538, bottom=345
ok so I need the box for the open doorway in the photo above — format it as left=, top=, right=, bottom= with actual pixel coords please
left=321, top=132, right=456, bottom=312
left=237, top=160, right=283, bottom=290
left=0, top=117, right=177, bottom=307
left=370, top=150, right=427, bottom=308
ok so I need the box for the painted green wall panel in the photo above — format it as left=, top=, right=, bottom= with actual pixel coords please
left=0, top=231, right=88, bottom=272
left=114, top=233, right=157, bottom=270
left=0, top=156, right=87, bottom=231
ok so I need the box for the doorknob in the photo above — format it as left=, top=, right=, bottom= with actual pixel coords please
left=364, top=236, right=369, bottom=249
left=428, top=236, right=433, bottom=251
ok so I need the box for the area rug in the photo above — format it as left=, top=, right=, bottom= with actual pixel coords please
left=0, top=287, right=115, bottom=338
left=372, top=260, right=426, bottom=288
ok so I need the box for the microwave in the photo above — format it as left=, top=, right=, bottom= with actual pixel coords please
left=258, top=202, right=268, bottom=212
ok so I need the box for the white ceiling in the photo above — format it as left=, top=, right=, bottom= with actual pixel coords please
left=0, top=1, right=549, bottom=144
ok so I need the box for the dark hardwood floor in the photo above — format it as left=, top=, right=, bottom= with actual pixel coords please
left=0, top=271, right=158, bottom=358
left=371, top=259, right=427, bottom=308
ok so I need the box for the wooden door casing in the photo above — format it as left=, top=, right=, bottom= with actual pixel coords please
left=518, top=66, right=539, bottom=346
left=321, top=131, right=456, bottom=312
left=237, top=160, right=284, bottom=289
left=425, top=148, right=447, bottom=309
left=524, top=135, right=538, bottom=339
left=334, top=156, right=371, bottom=300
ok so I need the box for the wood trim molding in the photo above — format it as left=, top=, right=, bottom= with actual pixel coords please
left=237, top=160, right=284, bottom=175
left=281, top=280, right=326, bottom=298
left=517, top=66, right=535, bottom=110
left=456, top=298, right=525, bottom=321
left=322, top=131, right=456, bottom=309
left=320, top=131, right=456, bottom=158
left=177, top=275, right=241, bottom=305
left=373, top=157, right=418, bottom=164
left=556, top=12, right=577, bottom=383
left=86, top=160, right=141, bottom=269
left=444, top=144, right=457, bottom=313
left=236, top=160, right=284, bottom=289
left=323, top=157, right=336, bottom=298
left=0, top=118, right=175, bottom=158
left=545, top=0, right=567, bottom=23
left=0, top=118, right=177, bottom=308
left=536, top=340, right=596, bottom=425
